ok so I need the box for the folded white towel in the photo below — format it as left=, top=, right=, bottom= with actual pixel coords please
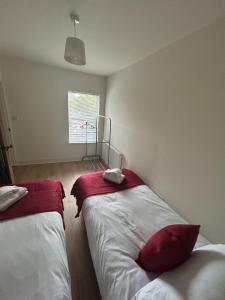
left=104, top=168, right=122, bottom=175
left=0, top=186, right=27, bottom=198
left=0, top=186, right=28, bottom=211
left=103, top=168, right=125, bottom=184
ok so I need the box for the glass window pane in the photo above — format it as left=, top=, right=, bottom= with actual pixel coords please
left=68, top=92, right=99, bottom=144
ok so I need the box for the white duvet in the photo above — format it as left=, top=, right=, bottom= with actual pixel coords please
left=133, top=244, right=225, bottom=300
left=0, top=212, right=72, bottom=300
left=82, top=185, right=209, bottom=300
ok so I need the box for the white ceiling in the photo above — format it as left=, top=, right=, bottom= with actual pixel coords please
left=0, top=0, right=225, bottom=76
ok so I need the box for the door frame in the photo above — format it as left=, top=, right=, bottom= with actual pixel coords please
left=0, top=82, right=16, bottom=165
left=0, top=121, right=13, bottom=183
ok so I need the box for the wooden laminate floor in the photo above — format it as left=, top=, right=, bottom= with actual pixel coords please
left=13, top=160, right=103, bottom=300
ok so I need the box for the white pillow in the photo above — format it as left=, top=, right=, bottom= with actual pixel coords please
left=133, top=244, right=225, bottom=300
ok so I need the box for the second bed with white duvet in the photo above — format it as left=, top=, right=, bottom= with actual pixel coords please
left=82, top=184, right=209, bottom=300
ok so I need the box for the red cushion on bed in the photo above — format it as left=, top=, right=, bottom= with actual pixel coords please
left=136, top=224, right=200, bottom=272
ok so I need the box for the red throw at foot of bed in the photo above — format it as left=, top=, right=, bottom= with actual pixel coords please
left=71, top=168, right=145, bottom=217
left=0, top=179, right=65, bottom=222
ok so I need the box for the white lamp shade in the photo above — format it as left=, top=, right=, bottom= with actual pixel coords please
left=64, top=37, right=86, bottom=65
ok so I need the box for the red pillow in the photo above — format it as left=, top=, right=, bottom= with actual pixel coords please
left=136, top=224, right=200, bottom=272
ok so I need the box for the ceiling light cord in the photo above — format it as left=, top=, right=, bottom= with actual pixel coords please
left=73, top=19, right=76, bottom=37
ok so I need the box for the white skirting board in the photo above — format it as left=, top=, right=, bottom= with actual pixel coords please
left=13, top=144, right=124, bottom=168
left=101, top=142, right=124, bottom=169
left=12, top=157, right=83, bottom=166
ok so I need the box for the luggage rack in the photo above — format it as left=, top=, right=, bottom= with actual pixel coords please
left=82, top=115, right=111, bottom=168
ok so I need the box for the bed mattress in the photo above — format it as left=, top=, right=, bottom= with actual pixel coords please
left=0, top=211, right=72, bottom=300
left=82, top=185, right=209, bottom=300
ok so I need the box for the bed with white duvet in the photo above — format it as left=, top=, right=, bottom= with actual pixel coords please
left=0, top=212, right=72, bottom=300
left=133, top=243, right=225, bottom=300
left=82, top=184, right=214, bottom=300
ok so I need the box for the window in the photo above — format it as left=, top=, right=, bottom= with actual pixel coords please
left=68, top=91, right=99, bottom=143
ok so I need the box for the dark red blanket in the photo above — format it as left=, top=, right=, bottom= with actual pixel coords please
left=71, top=168, right=145, bottom=217
left=0, top=179, right=65, bottom=222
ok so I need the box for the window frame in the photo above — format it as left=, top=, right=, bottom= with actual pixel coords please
left=67, top=90, right=100, bottom=144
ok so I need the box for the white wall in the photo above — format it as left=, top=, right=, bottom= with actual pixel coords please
left=0, top=57, right=106, bottom=165
left=105, top=17, right=225, bottom=243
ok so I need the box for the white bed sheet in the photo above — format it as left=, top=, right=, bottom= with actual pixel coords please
left=83, top=185, right=209, bottom=300
left=0, top=212, right=72, bottom=300
left=132, top=244, right=225, bottom=300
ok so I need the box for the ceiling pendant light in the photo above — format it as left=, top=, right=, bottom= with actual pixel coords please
left=64, top=12, right=86, bottom=65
